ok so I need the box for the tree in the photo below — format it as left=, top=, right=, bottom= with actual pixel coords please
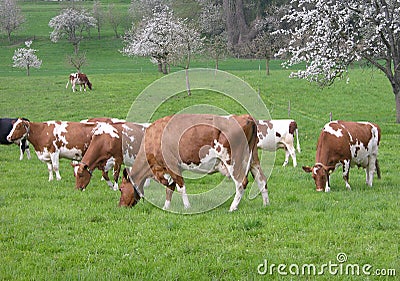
left=66, top=52, right=88, bottom=73
left=12, top=40, right=42, bottom=76
left=198, top=0, right=227, bottom=69
left=277, top=0, right=400, bottom=123
left=107, top=4, right=127, bottom=38
left=92, top=1, right=104, bottom=39
left=122, top=5, right=202, bottom=75
left=49, top=8, right=97, bottom=55
left=0, top=0, right=25, bottom=42
left=249, top=4, right=290, bottom=75
left=222, top=0, right=267, bottom=54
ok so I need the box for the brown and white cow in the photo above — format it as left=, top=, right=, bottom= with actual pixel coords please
left=7, top=119, right=98, bottom=181
left=257, top=119, right=301, bottom=167
left=118, top=114, right=270, bottom=212
left=1, top=118, right=31, bottom=160
left=74, top=121, right=149, bottom=191
left=302, top=121, right=381, bottom=192
left=66, top=72, right=92, bottom=92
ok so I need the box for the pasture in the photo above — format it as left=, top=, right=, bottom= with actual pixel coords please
left=1, top=1, right=399, bottom=280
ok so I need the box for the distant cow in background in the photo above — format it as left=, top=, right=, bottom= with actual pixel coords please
left=256, top=119, right=301, bottom=167
left=66, top=72, right=92, bottom=92
left=0, top=118, right=31, bottom=160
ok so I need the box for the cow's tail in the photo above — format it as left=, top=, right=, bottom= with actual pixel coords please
left=87, top=80, right=92, bottom=90
left=375, top=158, right=381, bottom=179
left=295, top=127, right=301, bottom=153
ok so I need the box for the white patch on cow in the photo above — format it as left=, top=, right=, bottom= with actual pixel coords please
left=324, top=122, right=343, bottom=137
left=122, top=125, right=136, bottom=144
left=104, top=157, right=116, bottom=171
left=94, top=123, right=119, bottom=138
left=180, top=140, right=230, bottom=174
left=349, top=140, right=369, bottom=167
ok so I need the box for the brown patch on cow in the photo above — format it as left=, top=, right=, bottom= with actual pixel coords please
left=275, top=132, right=281, bottom=138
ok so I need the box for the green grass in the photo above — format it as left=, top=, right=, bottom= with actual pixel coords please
left=0, top=1, right=399, bottom=280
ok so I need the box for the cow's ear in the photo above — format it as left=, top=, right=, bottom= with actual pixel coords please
left=302, top=166, right=313, bottom=173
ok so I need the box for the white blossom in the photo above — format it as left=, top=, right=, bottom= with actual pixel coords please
left=122, top=5, right=203, bottom=73
left=49, top=8, right=97, bottom=54
left=277, top=0, right=400, bottom=122
left=12, top=40, right=42, bottom=76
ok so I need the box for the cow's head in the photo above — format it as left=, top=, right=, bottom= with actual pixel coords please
left=7, top=119, right=29, bottom=143
left=73, top=162, right=92, bottom=190
left=302, top=163, right=330, bottom=191
left=118, top=168, right=141, bottom=207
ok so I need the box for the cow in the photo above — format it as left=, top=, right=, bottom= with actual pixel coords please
left=118, top=114, right=270, bottom=212
left=0, top=118, right=31, bottom=160
left=7, top=118, right=99, bottom=181
left=302, top=121, right=381, bottom=192
left=256, top=119, right=301, bottom=167
left=66, top=72, right=92, bottom=92
left=74, top=121, right=149, bottom=191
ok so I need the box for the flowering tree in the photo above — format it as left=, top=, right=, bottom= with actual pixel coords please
left=277, top=0, right=400, bottom=123
left=0, top=0, right=25, bottom=42
left=12, top=40, right=42, bottom=76
left=122, top=5, right=202, bottom=74
left=49, top=8, right=97, bottom=54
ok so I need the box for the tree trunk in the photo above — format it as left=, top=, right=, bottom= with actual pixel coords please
left=185, top=68, right=191, bottom=96
left=396, top=92, right=400, bottom=123
left=26, top=65, right=30, bottom=76
left=265, top=58, right=270, bottom=76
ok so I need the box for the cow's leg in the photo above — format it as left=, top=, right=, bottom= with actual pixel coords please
left=101, top=169, right=114, bottom=189
left=342, top=160, right=351, bottom=190
left=250, top=163, right=269, bottom=207
left=18, top=141, right=24, bottom=160
left=176, top=184, right=190, bottom=209
left=50, top=152, right=62, bottom=181
left=285, top=144, right=297, bottom=167
left=283, top=148, right=290, bottom=167
left=168, top=174, right=190, bottom=209
left=46, top=162, right=54, bottom=181
left=112, top=163, right=121, bottom=191
left=229, top=181, right=246, bottom=212
left=163, top=184, right=176, bottom=210
left=366, top=157, right=376, bottom=187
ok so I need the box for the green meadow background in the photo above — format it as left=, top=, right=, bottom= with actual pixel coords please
left=0, top=1, right=398, bottom=280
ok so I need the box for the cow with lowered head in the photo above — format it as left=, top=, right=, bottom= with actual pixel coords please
left=118, top=114, right=270, bottom=212
left=302, top=120, right=381, bottom=192
left=74, top=121, right=149, bottom=191
left=66, top=72, right=92, bottom=92
left=0, top=118, right=31, bottom=160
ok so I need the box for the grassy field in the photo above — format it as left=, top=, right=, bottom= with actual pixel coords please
left=1, top=1, right=399, bottom=280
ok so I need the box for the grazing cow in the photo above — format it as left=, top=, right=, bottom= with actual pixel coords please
left=7, top=119, right=99, bottom=181
left=0, top=118, right=31, bottom=160
left=118, top=114, right=270, bottom=212
left=66, top=72, right=92, bottom=92
left=74, top=121, right=149, bottom=191
left=302, top=121, right=381, bottom=192
left=256, top=119, right=301, bottom=167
